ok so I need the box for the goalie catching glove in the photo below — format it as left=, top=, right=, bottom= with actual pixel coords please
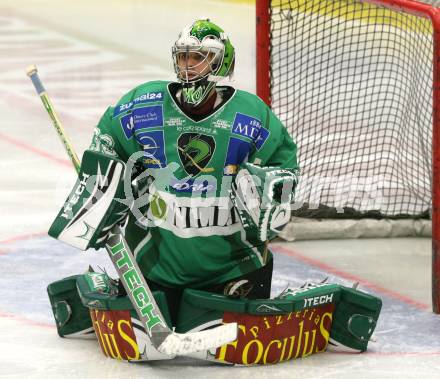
left=230, top=162, right=298, bottom=242
left=49, top=150, right=130, bottom=250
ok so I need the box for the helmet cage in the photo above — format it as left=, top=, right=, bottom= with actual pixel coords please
left=172, top=21, right=234, bottom=107
left=172, top=38, right=225, bottom=83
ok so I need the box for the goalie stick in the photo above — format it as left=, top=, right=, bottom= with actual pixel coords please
left=26, top=64, right=238, bottom=356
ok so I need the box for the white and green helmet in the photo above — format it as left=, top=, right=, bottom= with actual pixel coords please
left=172, top=19, right=235, bottom=107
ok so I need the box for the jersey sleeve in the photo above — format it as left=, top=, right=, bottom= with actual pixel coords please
left=249, top=106, right=299, bottom=172
left=88, top=105, right=138, bottom=162
left=88, top=81, right=169, bottom=164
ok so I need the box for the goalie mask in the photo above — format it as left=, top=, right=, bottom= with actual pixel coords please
left=172, top=19, right=235, bottom=107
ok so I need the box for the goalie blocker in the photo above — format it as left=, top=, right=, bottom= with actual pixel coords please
left=48, top=271, right=381, bottom=364
left=48, top=150, right=130, bottom=250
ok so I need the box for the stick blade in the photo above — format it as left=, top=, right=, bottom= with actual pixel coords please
left=157, top=322, right=238, bottom=356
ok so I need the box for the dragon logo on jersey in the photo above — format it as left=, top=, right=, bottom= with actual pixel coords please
left=177, top=133, right=215, bottom=176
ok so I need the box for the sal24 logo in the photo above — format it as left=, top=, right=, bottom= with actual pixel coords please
left=116, top=92, right=163, bottom=115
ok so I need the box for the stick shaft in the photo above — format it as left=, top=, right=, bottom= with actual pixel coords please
left=26, top=66, right=81, bottom=172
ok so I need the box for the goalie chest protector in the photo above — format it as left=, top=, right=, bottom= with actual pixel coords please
left=101, top=80, right=299, bottom=288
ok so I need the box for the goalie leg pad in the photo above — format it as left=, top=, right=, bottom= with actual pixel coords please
left=48, top=270, right=175, bottom=361
left=47, top=276, right=95, bottom=338
left=329, top=286, right=382, bottom=352
left=175, top=286, right=340, bottom=365
left=75, top=270, right=173, bottom=361
left=175, top=283, right=382, bottom=364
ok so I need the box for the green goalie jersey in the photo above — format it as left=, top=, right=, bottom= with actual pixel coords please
left=90, top=80, right=298, bottom=288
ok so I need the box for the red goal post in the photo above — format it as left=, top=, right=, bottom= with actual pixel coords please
left=256, top=0, right=440, bottom=313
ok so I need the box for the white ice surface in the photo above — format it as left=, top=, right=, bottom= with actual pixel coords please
left=0, top=1, right=439, bottom=377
